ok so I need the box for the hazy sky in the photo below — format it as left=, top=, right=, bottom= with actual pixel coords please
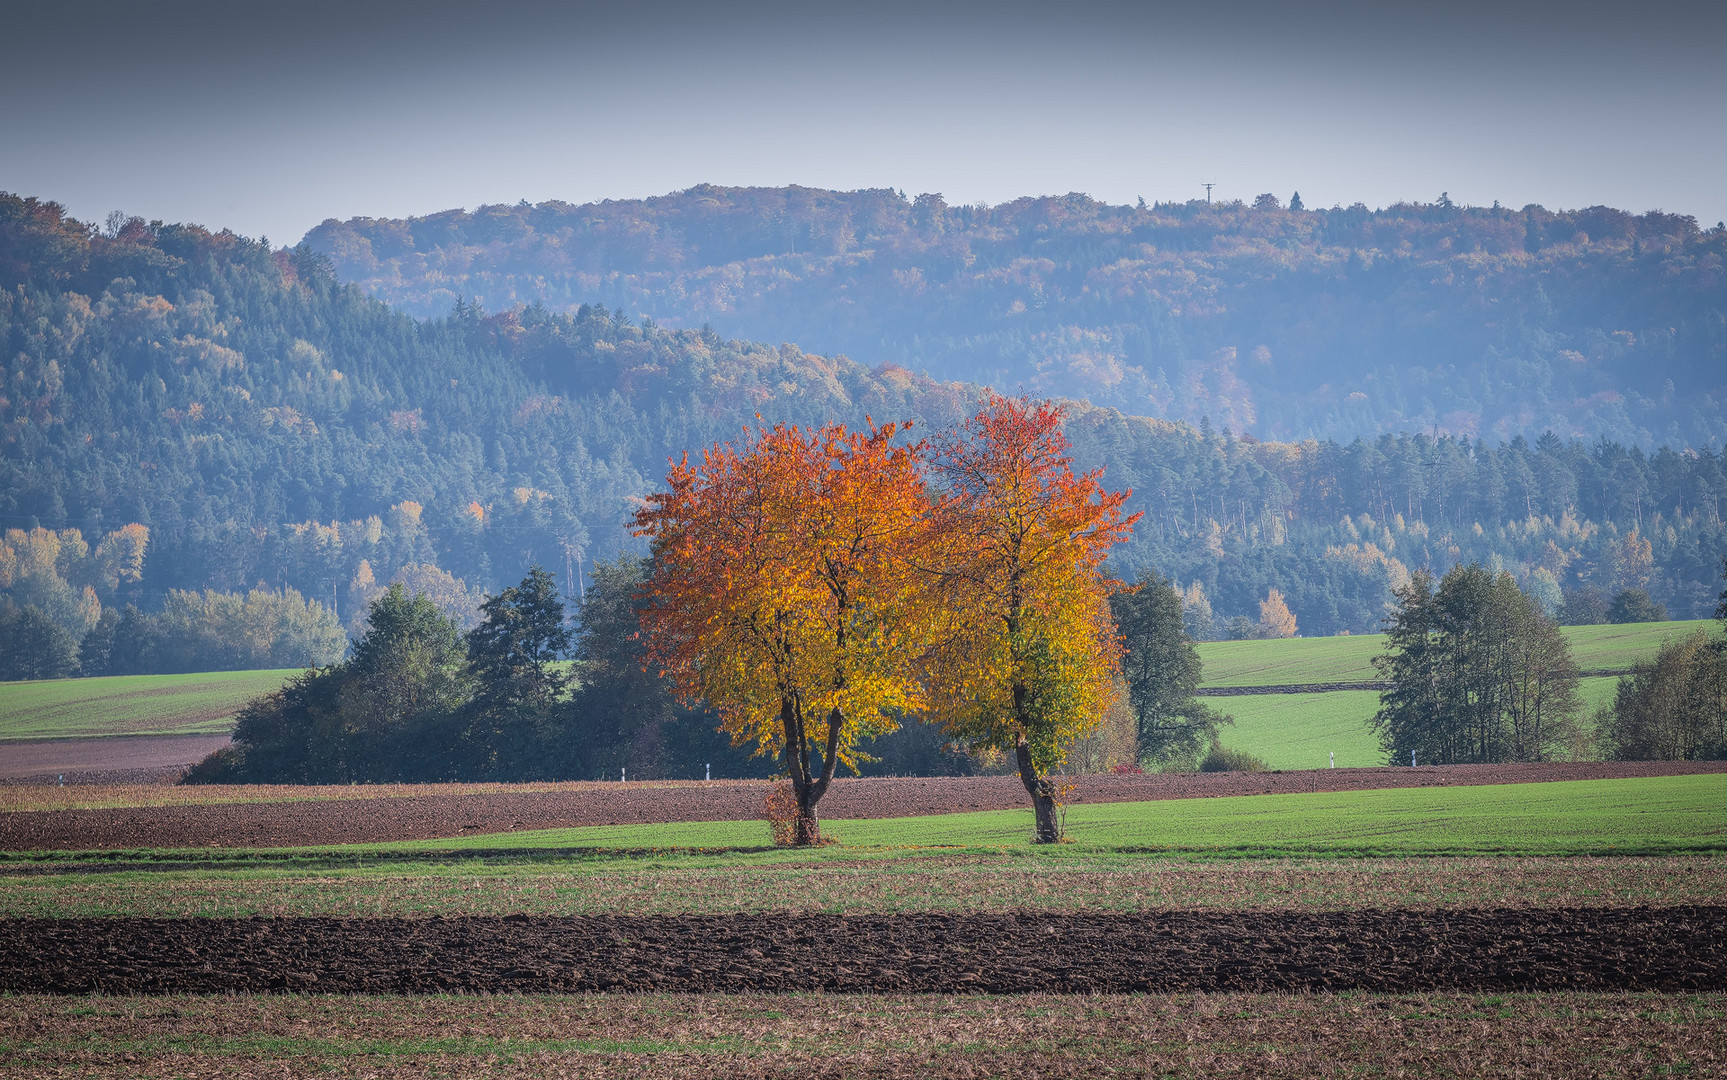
left=6, top=0, right=1724, bottom=244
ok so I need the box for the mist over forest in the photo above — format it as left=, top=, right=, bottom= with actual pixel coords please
left=307, top=186, right=1727, bottom=448
left=2, top=187, right=1726, bottom=681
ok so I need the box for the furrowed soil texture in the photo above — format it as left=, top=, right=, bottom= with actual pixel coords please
left=4, top=908, right=1723, bottom=994
left=0, top=735, right=231, bottom=785
left=5, top=992, right=1721, bottom=1080
left=5, top=761, right=1723, bottom=850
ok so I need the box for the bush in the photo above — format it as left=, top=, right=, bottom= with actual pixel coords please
left=1200, top=743, right=1269, bottom=772
left=1608, top=588, right=1666, bottom=624
left=1600, top=629, right=1726, bottom=760
left=1560, top=585, right=1611, bottom=625
left=763, top=782, right=801, bottom=846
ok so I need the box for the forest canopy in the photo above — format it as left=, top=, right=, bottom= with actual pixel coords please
left=3, top=190, right=1726, bottom=664
left=306, top=186, right=1727, bottom=448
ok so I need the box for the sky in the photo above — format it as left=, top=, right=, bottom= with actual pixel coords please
left=5, top=0, right=1725, bottom=244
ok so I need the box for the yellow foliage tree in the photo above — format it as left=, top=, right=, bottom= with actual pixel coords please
left=635, top=420, right=933, bottom=844
left=1258, top=588, right=1298, bottom=638
left=921, top=397, right=1138, bottom=842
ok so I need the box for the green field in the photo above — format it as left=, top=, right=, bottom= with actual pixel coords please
left=1216, top=677, right=1623, bottom=770
left=0, top=670, right=300, bottom=741
left=1195, top=619, right=1715, bottom=687
left=3, top=775, right=1721, bottom=921
left=357, top=773, right=1724, bottom=859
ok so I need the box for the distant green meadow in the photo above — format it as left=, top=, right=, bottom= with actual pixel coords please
left=1195, top=619, right=1715, bottom=688
left=1216, top=678, right=1623, bottom=770
left=0, top=621, right=1706, bottom=761
left=0, top=670, right=299, bottom=741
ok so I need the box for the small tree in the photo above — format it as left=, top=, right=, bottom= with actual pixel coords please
left=1257, top=588, right=1298, bottom=638
left=464, top=566, right=572, bottom=777
left=1111, top=569, right=1228, bottom=769
left=1372, top=565, right=1582, bottom=765
left=195, top=585, right=471, bottom=783
left=922, top=396, right=1138, bottom=842
left=1600, top=629, right=1727, bottom=761
left=1608, top=588, right=1666, bottom=624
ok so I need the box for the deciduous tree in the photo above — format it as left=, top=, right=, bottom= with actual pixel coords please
left=635, top=420, right=932, bottom=843
left=1372, top=565, right=1582, bottom=765
left=922, top=396, right=1138, bottom=842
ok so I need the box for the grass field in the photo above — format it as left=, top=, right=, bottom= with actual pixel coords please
left=345, top=773, right=1722, bottom=858
left=0, top=670, right=299, bottom=741
left=1217, top=677, right=1622, bottom=769
left=1195, top=619, right=1715, bottom=687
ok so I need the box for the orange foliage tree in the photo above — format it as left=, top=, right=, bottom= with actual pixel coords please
left=922, top=396, right=1139, bottom=842
left=633, top=420, right=933, bottom=844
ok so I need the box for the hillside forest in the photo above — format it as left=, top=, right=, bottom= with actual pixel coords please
left=3, top=191, right=1727, bottom=681
left=306, top=186, right=1727, bottom=448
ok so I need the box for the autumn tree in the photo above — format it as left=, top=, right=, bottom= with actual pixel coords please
left=1257, top=588, right=1298, bottom=638
left=922, top=396, right=1138, bottom=842
left=635, top=420, right=932, bottom=844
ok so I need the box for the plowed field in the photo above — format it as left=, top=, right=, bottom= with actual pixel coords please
left=4, top=907, right=1721, bottom=994
left=5, top=761, right=1722, bottom=850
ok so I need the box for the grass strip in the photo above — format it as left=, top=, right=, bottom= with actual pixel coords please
left=347, top=772, right=1727, bottom=858
left=1, top=856, right=1721, bottom=919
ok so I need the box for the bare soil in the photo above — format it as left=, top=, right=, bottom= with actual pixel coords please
left=1, top=761, right=1721, bottom=851
left=2, top=907, right=1721, bottom=994
left=5, top=991, right=1721, bottom=1080
left=0, top=735, right=230, bottom=785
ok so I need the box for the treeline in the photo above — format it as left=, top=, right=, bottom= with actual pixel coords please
left=1371, top=562, right=1727, bottom=764
left=4, top=192, right=1726, bottom=645
left=191, top=564, right=912, bottom=783
left=307, top=186, right=1727, bottom=447
left=0, top=524, right=343, bottom=680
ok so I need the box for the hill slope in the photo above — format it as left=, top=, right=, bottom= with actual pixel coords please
left=4, top=192, right=1725, bottom=637
left=306, top=186, right=1727, bottom=446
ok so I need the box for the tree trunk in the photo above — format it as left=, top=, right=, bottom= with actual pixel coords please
left=793, top=786, right=822, bottom=846
left=781, top=700, right=842, bottom=846
left=1015, top=733, right=1061, bottom=843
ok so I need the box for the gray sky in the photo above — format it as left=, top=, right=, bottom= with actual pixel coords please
left=6, top=0, right=1724, bottom=243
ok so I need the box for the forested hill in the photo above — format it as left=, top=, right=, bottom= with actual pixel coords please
left=305, top=186, right=1727, bottom=448
left=3, top=192, right=1726, bottom=654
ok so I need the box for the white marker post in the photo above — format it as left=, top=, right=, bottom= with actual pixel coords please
left=621, top=767, right=626, bottom=783
left=1412, top=750, right=1416, bottom=767
left=1329, top=751, right=1334, bottom=768
left=705, top=763, right=711, bottom=781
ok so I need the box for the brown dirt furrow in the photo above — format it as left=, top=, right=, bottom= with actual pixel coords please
left=3, top=761, right=1723, bottom=850
left=0, top=735, right=232, bottom=785
left=2, top=907, right=1722, bottom=994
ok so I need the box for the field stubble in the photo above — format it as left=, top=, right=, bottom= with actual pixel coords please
left=3, top=855, right=1722, bottom=920
left=1, top=991, right=1721, bottom=1079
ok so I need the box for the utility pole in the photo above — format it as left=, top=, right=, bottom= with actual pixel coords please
left=1202, top=182, right=1215, bottom=205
